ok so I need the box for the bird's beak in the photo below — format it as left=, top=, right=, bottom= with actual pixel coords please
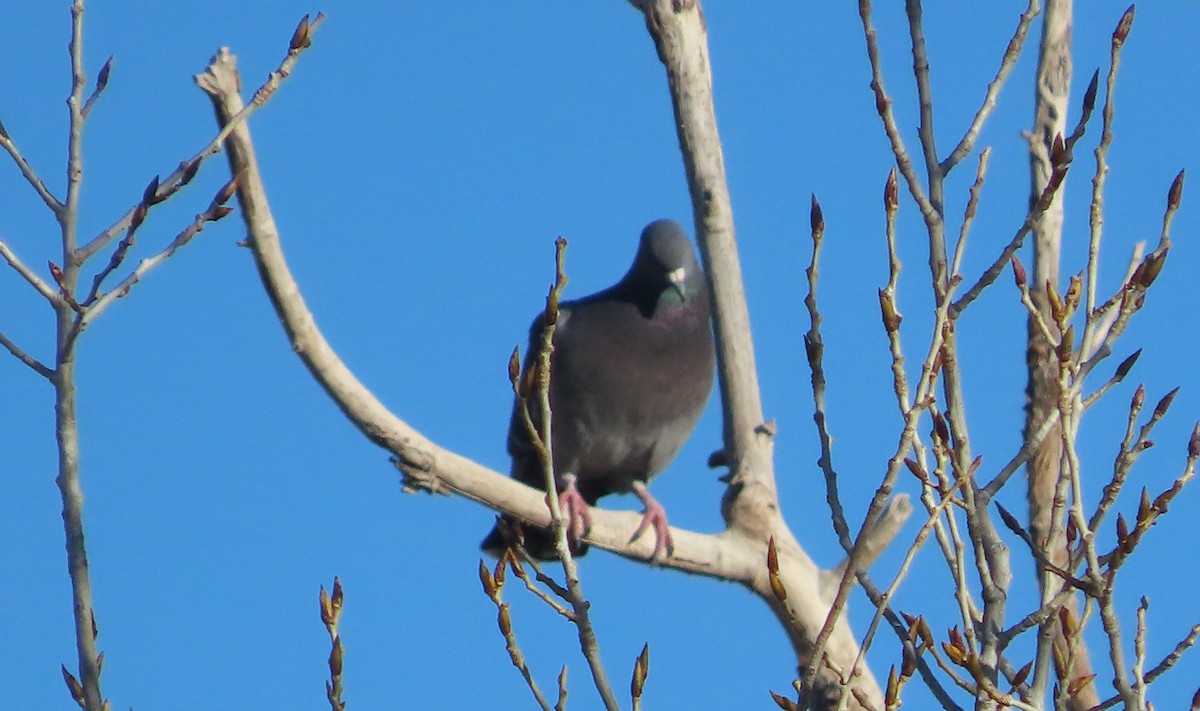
left=668, top=267, right=687, bottom=302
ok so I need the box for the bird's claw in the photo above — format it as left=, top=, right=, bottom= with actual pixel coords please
left=630, top=482, right=674, bottom=561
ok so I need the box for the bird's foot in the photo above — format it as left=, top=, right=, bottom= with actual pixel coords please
left=557, top=476, right=592, bottom=553
left=630, top=481, right=674, bottom=561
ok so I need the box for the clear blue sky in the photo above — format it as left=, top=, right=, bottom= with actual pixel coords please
left=3, top=2, right=1200, bottom=709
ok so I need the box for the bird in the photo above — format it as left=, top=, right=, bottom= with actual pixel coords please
left=481, top=218, right=715, bottom=561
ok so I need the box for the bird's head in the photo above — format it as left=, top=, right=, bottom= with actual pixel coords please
left=631, top=219, right=704, bottom=305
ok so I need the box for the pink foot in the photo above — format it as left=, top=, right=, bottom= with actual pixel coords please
left=630, top=481, right=674, bottom=561
left=557, top=475, right=592, bottom=552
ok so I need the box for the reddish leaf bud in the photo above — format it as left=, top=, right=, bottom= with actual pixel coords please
left=1153, top=386, right=1180, bottom=419
left=1010, top=255, right=1027, bottom=288
left=1113, top=5, right=1135, bottom=46
left=1169, top=169, right=1185, bottom=211
left=884, top=167, right=899, bottom=211
left=507, top=348, right=521, bottom=387
left=809, top=194, right=824, bottom=235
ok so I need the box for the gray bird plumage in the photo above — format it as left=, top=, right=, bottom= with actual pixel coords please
left=482, top=219, right=714, bottom=560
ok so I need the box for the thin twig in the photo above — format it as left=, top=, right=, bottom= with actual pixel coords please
left=939, top=0, right=1039, bottom=174
left=0, top=329, right=53, bottom=378
left=75, top=13, right=326, bottom=265
left=0, top=129, right=64, bottom=213
left=0, top=237, right=65, bottom=306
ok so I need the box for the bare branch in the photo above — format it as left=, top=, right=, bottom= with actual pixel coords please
left=80, top=179, right=236, bottom=327
left=0, top=236, right=65, bottom=306
left=939, top=1, right=1039, bottom=174
left=75, top=13, right=326, bottom=266
left=0, top=129, right=64, bottom=214
left=0, top=328, right=53, bottom=378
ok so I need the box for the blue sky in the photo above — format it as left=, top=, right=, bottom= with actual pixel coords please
left=3, top=2, right=1200, bottom=709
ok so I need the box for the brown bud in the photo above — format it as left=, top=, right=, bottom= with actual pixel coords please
left=1189, top=422, right=1200, bottom=460
left=130, top=203, right=148, bottom=232
left=142, top=175, right=161, bottom=206
left=1169, top=169, right=1186, bottom=211
left=941, top=640, right=966, bottom=666
left=96, top=55, right=114, bottom=94
left=1046, top=281, right=1064, bottom=321
left=1116, top=513, right=1129, bottom=542
left=769, top=691, right=798, bottom=711
left=1013, top=660, right=1033, bottom=687
left=1153, top=387, right=1180, bottom=419
left=1058, top=607, right=1075, bottom=636
left=289, top=14, right=313, bottom=51
left=498, top=603, right=512, bottom=636
left=319, top=585, right=334, bottom=626
left=1011, top=255, right=1027, bottom=288
left=631, top=643, right=650, bottom=698
left=1082, top=69, right=1100, bottom=119
left=180, top=157, right=201, bottom=186
left=508, top=348, right=522, bottom=389
left=1132, top=383, right=1145, bottom=410
left=61, top=665, right=85, bottom=704
left=215, top=178, right=238, bottom=206
left=886, top=666, right=900, bottom=701
left=480, top=561, right=500, bottom=602
left=995, top=502, right=1022, bottom=536
left=931, top=412, right=950, bottom=446
left=810, top=194, right=824, bottom=236
left=1114, top=349, right=1141, bottom=382
left=209, top=205, right=234, bottom=221
left=1050, top=132, right=1069, bottom=167
left=878, top=289, right=902, bottom=333
left=884, top=167, right=899, bottom=211
left=1113, top=5, right=1135, bottom=46
left=329, top=636, right=343, bottom=677
left=903, top=457, right=927, bottom=483
left=1135, top=250, right=1167, bottom=288
left=1065, top=273, right=1083, bottom=314
left=1067, top=673, right=1097, bottom=697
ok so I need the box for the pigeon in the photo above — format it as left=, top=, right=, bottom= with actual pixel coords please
left=482, top=219, right=715, bottom=561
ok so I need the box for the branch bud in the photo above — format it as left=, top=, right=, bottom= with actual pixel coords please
left=878, top=289, right=902, bottom=333
left=1082, top=69, right=1099, bottom=119
left=61, top=665, right=85, bottom=705
left=142, top=174, right=161, bottom=206
left=809, top=194, right=824, bottom=236
left=884, top=167, right=899, bottom=211
left=1113, top=5, right=1135, bottom=46
left=631, top=644, right=650, bottom=699
left=1114, top=349, right=1141, bottom=382
left=180, top=158, right=202, bottom=187
left=289, top=14, right=313, bottom=51
left=1010, top=255, right=1027, bottom=288
left=96, top=55, right=114, bottom=94
left=1169, top=169, right=1186, bottom=211
left=1153, top=386, right=1180, bottom=420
